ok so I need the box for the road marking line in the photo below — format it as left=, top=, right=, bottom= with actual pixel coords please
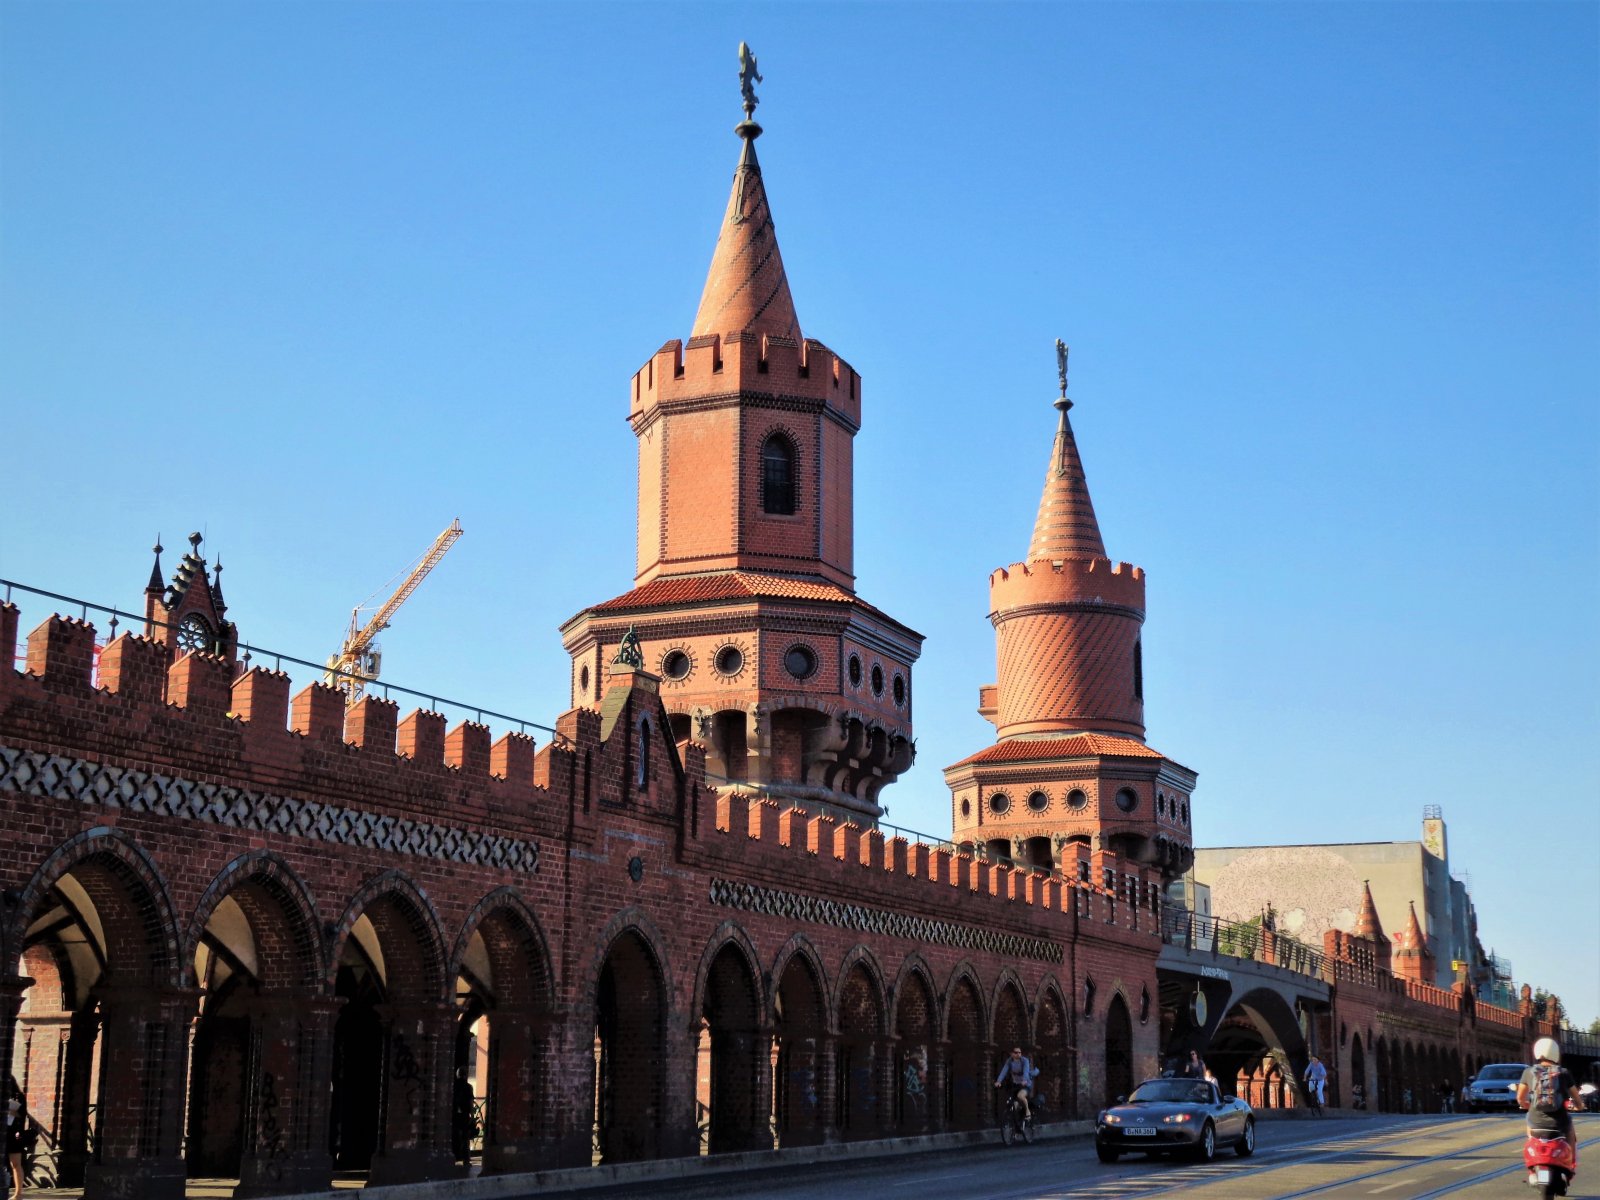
left=1367, top=1184, right=1407, bottom=1193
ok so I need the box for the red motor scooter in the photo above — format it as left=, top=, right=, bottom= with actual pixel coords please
left=1523, top=1127, right=1577, bottom=1199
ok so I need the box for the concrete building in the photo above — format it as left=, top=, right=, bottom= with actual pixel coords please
left=1192, top=807, right=1490, bottom=994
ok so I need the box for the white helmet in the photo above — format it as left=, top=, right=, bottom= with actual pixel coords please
left=1533, top=1037, right=1561, bottom=1064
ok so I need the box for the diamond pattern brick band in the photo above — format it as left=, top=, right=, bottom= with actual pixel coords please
left=0, top=744, right=539, bottom=873
left=709, top=877, right=1062, bottom=964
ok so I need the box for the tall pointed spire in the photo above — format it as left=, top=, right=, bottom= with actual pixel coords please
left=1027, top=342, right=1106, bottom=562
left=691, top=47, right=800, bottom=343
left=1397, top=900, right=1426, bottom=953
left=1355, top=881, right=1387, bottom=942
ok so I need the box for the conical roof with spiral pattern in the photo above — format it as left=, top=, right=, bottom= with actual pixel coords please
left=691, top=128, right=801, bottom=343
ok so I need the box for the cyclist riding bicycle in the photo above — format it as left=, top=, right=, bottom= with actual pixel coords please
left=993, top=1046, right=1039, bottom=1123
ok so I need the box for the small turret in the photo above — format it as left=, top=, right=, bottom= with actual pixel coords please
left=1393, top=900, right=1435, bottom=984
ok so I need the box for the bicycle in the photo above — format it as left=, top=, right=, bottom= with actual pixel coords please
left=1000, top=1087, right=1035, bottom=1146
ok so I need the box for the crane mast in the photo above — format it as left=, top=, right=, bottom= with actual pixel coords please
left=326, top=519, right=463, bottom=703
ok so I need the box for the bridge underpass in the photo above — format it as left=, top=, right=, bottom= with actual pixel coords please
left=1156, top=908, right=1331, bottom=1106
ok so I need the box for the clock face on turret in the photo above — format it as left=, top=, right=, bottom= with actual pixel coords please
left=176, top=613, right=213, bottom=654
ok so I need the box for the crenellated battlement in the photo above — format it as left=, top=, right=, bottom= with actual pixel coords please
left=710, top=788, right=1164, bottom=938
left=630, top=331, right=861, bottom=429
left=0, top=612, right=558, bottom=820
left=989, top=556, right=1146, bottom=614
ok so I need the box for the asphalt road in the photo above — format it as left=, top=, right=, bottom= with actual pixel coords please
left=522, top=1114, right=1598, bottom=1200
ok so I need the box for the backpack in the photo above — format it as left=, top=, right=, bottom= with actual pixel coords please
left=1530, top=1064, right=1563, bottom=1112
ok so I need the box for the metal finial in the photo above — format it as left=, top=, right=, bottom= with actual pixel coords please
left=738, top=42, right=763, bottom=123
left=613, top=626, right=644, bottom=670
left=1053, top=339, right=1073, bottom=419
left=153, top=535, right=164, bottom=556
left=188, top=531, right=203, bottom=553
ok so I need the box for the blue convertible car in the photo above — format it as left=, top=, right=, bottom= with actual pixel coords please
left=1096, top=1078, right=1256, bottom=1163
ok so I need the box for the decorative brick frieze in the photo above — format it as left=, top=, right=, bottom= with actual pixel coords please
left=0, top=744, right=539, bottom=873
left=708, top=877, right=1063, bottom=965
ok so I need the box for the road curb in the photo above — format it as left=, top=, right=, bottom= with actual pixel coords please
left=274, top=1121, right=1100, bottom=1199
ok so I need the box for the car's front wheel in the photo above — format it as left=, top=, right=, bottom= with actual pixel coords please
left=1235, top=1118, right=1255, bottom=1157
left=1096, top=1143, right=1120, bottom=1164
left=1194, top=1121, right=1216, bottom=1163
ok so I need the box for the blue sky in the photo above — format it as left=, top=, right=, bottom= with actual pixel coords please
left=3, top=3, right=1596, bottom=1024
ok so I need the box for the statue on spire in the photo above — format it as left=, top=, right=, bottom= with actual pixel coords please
left=739, top=42, right=762, bottom=119
left=1055, top=338, right=1069, bottom=397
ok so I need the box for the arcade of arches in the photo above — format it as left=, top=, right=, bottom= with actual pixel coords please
left=2, top=828, right=1134, bottom=1197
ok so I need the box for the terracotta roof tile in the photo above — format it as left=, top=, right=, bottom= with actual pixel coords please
left=593, top=571, right=878, bottom=614
left=948, top=733, right=1164, bottom=769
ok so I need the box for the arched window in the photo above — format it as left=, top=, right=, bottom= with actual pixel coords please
left=761, top=434, right=796, bottom=515
left=1133, top=638, right=1143, bottom=701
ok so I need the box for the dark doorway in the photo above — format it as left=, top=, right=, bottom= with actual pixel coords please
left=1104, top=993, right=1134, bottom=1104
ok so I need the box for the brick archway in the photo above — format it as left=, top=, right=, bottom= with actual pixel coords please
left=594, top=927, right=668, bottom=1164
left=834, top=952, right=887, bottom=1139
left=892, top=959, right=937, bottom=1133
left=184, top=851, right=330, bottom=1194
left=771, top=940, right=827, bottom=1147
left=944, top=969, right=987, bottom=1130
left=5, top=828, right=188, bottom=1199
left=1104, top=991, right=1135, bottom=1107
left=1033, top=980, right=1072, bottom=1119
left=327, top=871, right=452, bottom=1185
left=698, top=935, right=765, bottom=1154
left=451, top=888, right=558, bottom=1176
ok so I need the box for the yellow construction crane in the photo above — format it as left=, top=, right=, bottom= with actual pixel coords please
left=326, top=519, right=464, bottom=703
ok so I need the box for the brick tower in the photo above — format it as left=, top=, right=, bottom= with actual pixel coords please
left=943, top=348, right=1195, bottom=879
left=561, top=86, right=922, bottom=825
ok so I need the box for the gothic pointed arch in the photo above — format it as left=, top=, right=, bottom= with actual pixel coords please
left=450, top=886, right=556, bottom=1011
left=327, top=869, right=449, bottom=1003
left=833, top=947, right=889, bottom=1140
left=891, top=955, right=938, bottom=1132
left=1103, top=989, right=1135, bottom=1108
left=8, top=826, right=182, bottom=988
left=694, top=923, right=767, bottom=1154
left=770, top=933, right=829, bottom=1147
left=943, top=966, right=988, bottom=1130
left=688, top=920, right=765, bottom=1027
left=183, top=849, right=325, bottom=990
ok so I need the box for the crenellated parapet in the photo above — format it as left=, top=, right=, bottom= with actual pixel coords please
left=630, top=332, right=861, bottom=432
left=989, top=557, right=1146, bottom=616
left=986, top=557, right=1148, bottom=741
left=3, top=614, right=566, bottom=826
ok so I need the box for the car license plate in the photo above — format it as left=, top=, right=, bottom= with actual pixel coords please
left=1535, top=1168, right=1551, bottom=1183
left=1126, top=1127, right=1157, bottom=1137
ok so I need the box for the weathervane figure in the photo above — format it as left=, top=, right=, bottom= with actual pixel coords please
left=739, top=42, right=762, bottom=119
left=1055, top=339, right=1069, bottom=398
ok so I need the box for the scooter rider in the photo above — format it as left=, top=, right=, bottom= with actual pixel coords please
left=994, top=1047, right=1038, bottom=1123
left=1517, top=1037, right=1583, bottom=1153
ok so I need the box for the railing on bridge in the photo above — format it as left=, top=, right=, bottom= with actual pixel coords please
left=1, top=578, right=558, bottom=751
left=1158, top=906, right=1328, bottom=983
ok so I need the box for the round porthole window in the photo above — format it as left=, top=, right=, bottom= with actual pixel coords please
left=989, top=792, right=1011, bottom=815
left=1181, top=800, right=1190, bottom=825
left=579, top=665, right=591, bottom=693
left=784, top=644, right=817, bottom=680
left=960, top=797, right=971, bottom=818
left=892, top=673, right=906, bottom=707
left=714, top=645, right=744, bottom=676
left=1027, top=790, right=1049, bottom=812
left=661, top=650, right=691, bottom=681
left=1066, top=789, right=1088, bottom=810
left=1115, top=788, right=1138, bottom=814
left=848, top=654, right=862, bottom=686
left=870, top=664, right=884, bottom=696
left=1157, top=793, right=1166, bottom=817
